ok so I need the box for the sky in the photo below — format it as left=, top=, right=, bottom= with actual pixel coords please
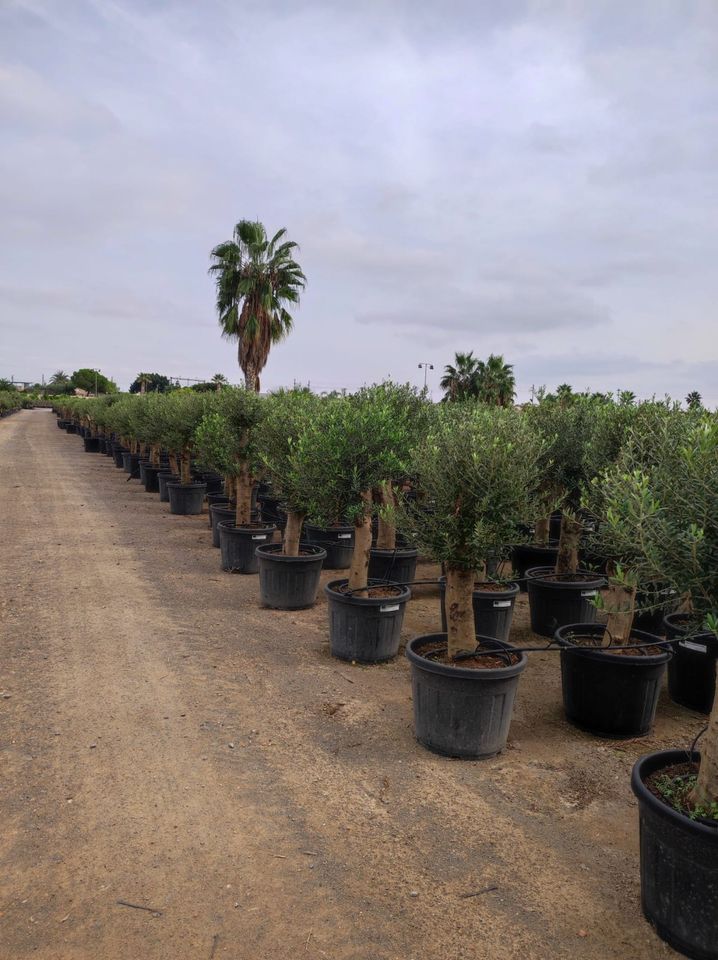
left=1, top=0, right=717, bottom=403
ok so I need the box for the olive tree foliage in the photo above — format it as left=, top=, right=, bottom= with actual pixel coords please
left=407, top=404, right=545, bottom=657
left=156, top=390, right=210, bottom=484
left=192, top=387, right=264, bottom=524
left=257, top=389, right=323, bottom=554
left=299, top=384, right=424, bottom=591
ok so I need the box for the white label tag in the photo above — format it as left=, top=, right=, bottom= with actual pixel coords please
left=581, top=590, right=598, bottom=597
left=680, top=640, right=708, bottom=654
left=380, top=603, right=400, bottom=613
left=252, top=535, right=267, bottom=541
left=337, top=533, right=352, bottom=539
left=493, top=600, right=512, bottom=608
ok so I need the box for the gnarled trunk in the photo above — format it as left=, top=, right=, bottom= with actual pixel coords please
left=691, top=695, right=718, bottom=808
left=169, top=453, right=179, bottom=475
left=348, top=490, right=373, bottom=595
left=375, top=480, right=397, bottom=550
left=180, top=449, right=191, bottom=485
left=283, top=510, right=305, bottom=557
left=446, top=565, right=476, bottom=659
left=604, top=581, right=636, bottom=645
left=224, top=475, right=235, bottom=500
left=555, top=516, right=583, bottom=575
left=235, top=461, right=252, bottom=526
left=535, top=517, right=550, bottom=546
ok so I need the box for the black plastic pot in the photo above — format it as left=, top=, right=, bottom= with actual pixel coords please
left=549, top=510, right=563, bottom=542
left=112, top=445, right=127, bottom=468
left=439, top=579, right=519, bottom=644
left=367, top=547, right=418, bottom=589
left=142, top=464, right=162, bottom=493
left=210, top=504, right=237, bottom=547
left=257, top=543, right=327, bottom=609
left=104, top=438, right=115, bottom=457
left=121, top=451, right=141, bottom=478
left=83, top=436, right=100, bottom=453
left=56, top=419, right=66, bottom=429
left=218, top=522, right=275, bottom=573
left=632, top=750, right=718, bottom=960
left=66, top=422, right=77, bottom=434
left=325, top=579, right=411, bottom=663
left=527, top=567, right=605, bottom=638
left=207, top=494, right=231, bottom=528
left=158, top=471, right=179, bottom=502
left=511, top=543, right=559, bottom=591
left=305, top=525, right=354, bottom=569
left=406, top=634, right=527, bottom=758
left=167, top=482, right=206, bottom=515
left=197, top=471, right=224, bottom=494
left=664, top=613, right=717, bottom=715
left=633, top=583, right=679, bottom=635
left=138, top=459, right=151, bottom=485
left=555, top=623, right=670, bottom=737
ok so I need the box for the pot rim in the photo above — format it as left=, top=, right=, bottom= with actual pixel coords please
left=256, top=542, right=327, bottom=562
left=166, top=481, right=208, bottom=490
left=369, top=545, right=419, bottom=558
left=438, top=576, right=519, bottom=598
left=555, top=623, right=671, bottom=664
left=527, top=566, right=606, bottom=590
left=217, top=520, right=276, bottom=535
left=406, top=633, right=528, bottom=679
left=632, top=749, right=718, bottom=840
left=325, top=577, right=411, bottom=606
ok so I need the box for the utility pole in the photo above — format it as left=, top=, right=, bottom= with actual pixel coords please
left=418, top=362, right=434, bottom=389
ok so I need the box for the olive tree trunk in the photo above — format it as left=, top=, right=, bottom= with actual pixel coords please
left=348, top=490, right=373, bottom=595
left=604, top=582, right=635, bottom=645
left=535, top=517, right=550, bottom=546
left=283, top=510, right=305, bottom=557
left=554, top=516, right=583, bottom=575
left=168, top=453, right=179, bottom=475
left=180, top=450, right=191, bottom=484
left=375, top=481, right=397, bottom=550
left=691, top=697, right=718, bottom=808
left=446, top=565, right=476, bottom=659
left=235, top=461, right=253, bottom=525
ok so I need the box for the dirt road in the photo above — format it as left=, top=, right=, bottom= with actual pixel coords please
left=1, top=410, right=697, bottom=959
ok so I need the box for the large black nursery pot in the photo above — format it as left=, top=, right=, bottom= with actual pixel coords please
left=112, top=444, right=127, bottom=468
left=196, top=471, right=224, bottom=494
left=555, top=623, right=670, bottom=738
left=325, top=579, right=411, bottom=663
left=439, top=578, right=519, bottom=644
left=142, top=464, right=162, bottom=493
left=406, top=634, right=527, bottom=759
left=527, top=567, right=606, bottom=638
left=158, top=471, right=179, bottom=502
left=56, top=418, right=67, bottom=429
left=210, top=503, right=237, bottom=546
left=66, top=422, right=77, bottom=434
left=257, top=543, right=327, bottom=609
left=632, top=750, right=718, bottom=960
left=218, top=522, right=275, bottom=574
left=664, top=613, right=717, bottom=715
left=511, top=542, right=559, bottom=591
left=367, top=546, right=419, bottom=590
left=167, top=481, right=206, bottom=515
left=633, top=583, right=678, bottom=635
left=206, top=493, right=231, bottom=528
left=121, top=451, right=141, bottom=478
left=305, top=524, right=354, bottom=569
left=83, top=436, right=100, bottom=453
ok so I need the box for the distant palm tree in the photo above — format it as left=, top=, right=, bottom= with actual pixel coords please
left=50, top=370, right=69, bottom=384
left=618, top=390, right=636, bottom=406
left=555, top=383, right=574, bottom=406
left=686, top=390, right=703, bottom=410
left=212, top=373, right=229, bottom=391
left=476, top=354, right=516, bottom=407
left=440, top=351, right=480, bottom=401
left=209, top=220, right=306, bottom=391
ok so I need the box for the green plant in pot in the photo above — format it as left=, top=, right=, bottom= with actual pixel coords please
left=157, top=390, right=211, bottom=515
left=253, top=388, right=326, bottom=607
left=302, top=385, right=417, bottom=662
left=193, top=387, right=268, bottom=570
left=404, top=404, right=543, bottom=758
left=607, top=412, right=718, bottom=960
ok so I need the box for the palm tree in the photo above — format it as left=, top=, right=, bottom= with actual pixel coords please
left=686, top=390, right=703, bottom=410
left=209, top=220, right=306, bottom=391
left=440, top=351, right=480, bottom=401
left=212, top=373, right=229, bottom=391
left=50, top=370, right=69, bottom=384
left=555, top=383, right=574, bottom=406
left=476, top=354, right=516, bottom=406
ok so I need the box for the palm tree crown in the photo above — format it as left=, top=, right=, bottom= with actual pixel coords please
left=476, top=354, right=516, bottom=406
left=209, top=220, right=306, bottom=391
left=440, top=351, right=480, bottom=401
left=50, top=370, right=69, bottom=384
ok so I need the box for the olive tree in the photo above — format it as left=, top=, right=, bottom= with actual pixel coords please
left=408, top=405, right=544, bottom=658
left=158, top=390, right=210, bottom=485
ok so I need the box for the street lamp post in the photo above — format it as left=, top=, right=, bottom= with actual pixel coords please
left=418, top=362, right=434, bottom=389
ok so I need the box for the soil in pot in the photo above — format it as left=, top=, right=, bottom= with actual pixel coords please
left=325, top=579, right=410, bottom=663
left=511, top=542, right=559, bottom=591
left=406, top=634, right=527, bottom=759
left=439, top=578, right=519, bottom=644
left=527, top=567, right=605, bottom=638
left=305, top=525, right=354, bottom=570
left=632, top=750, right=718, bottom=960
left=167, top=482, right=206, bottom=516
left=664, top=613, right=717, bottom=715
left=257, top=543, right=327, bottom=609
left=218, top=521, right=275, bottom=574
left=158, top=471, right=179, bottom=502
left=367, top=546, right=418, bottom=591
left=555, top=623, right=670, bottom=737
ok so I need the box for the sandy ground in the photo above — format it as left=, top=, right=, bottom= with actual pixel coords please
left=0, top=409, right=700, bottom=960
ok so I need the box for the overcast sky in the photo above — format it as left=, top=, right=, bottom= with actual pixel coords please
left=1, top=0, right=717, bottom=403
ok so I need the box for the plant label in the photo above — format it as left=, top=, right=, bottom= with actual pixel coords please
left=380, top=604, right=400, bottom=613
left=493, top=600, right=512, bottom=608
left=337, top=533, right=352, bottom=539
left=581, top=590, right=598, bottom=598
left=252, top=535, right=267, bottom=541
left=680, top=640, right=708, bottom=653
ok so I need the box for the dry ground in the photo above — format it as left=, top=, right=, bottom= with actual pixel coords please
left=1, top=409, right=700, bottom=960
